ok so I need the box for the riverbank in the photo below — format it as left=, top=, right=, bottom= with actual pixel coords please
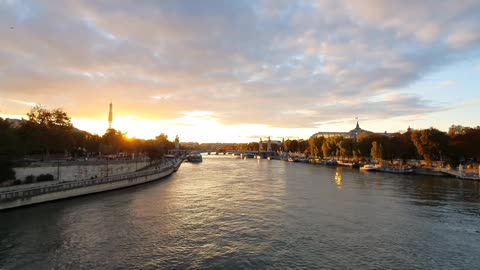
left=0, top=158, right=183, bottom=211
left=235, top=153, right=480, bottom=181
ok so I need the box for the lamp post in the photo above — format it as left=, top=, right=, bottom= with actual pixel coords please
left=57, top=159, right=60, bottom=181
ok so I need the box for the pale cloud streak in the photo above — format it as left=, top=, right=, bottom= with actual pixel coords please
left=2, top=98, right=37, bottom=107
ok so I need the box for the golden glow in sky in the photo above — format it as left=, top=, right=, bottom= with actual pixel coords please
left=2, top=1, right=480, bottom=142
left=70, top=110, right=319, bottom=143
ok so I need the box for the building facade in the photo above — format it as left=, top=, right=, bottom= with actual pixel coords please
left=312, top=121, right=374, bottom=140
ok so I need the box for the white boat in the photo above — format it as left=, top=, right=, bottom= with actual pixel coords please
left=337, top=161, right=354, bottom=167
left=360, top=164, right=376, bottom=171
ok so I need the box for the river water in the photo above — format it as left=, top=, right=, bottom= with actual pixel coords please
left=1, top=155, right=480, bottom=269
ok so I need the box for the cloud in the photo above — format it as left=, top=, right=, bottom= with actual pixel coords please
left=1, top=98, right=37, bottom=107
left=438, top=80, right=458, bottom=88
left=151, top=94, right=173, bottom=101
left=0, top=0, right=479, bottom=131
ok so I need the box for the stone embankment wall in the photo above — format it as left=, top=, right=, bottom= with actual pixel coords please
left=1, top=164, right=176, bottom=210
left=14, top=159, right=150, bottom=182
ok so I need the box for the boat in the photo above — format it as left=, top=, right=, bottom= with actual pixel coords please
left=360, top=164, right=376, bottom=171
left=351, top=162, right=361, bottom=168
left=186, top=153, right=203, bottom=163
left=241, top=153, right=255, bottom=159
left=337, top=161, right=351, bottom=167
left=325, top=159, right=338, bottom=166
left=377, top=167, right=413, bottom=174
left=288, top=157, right=297, bottom=162
left=296, top=158, right=310, bottom=163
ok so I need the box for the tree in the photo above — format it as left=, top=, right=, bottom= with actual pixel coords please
left=338, top=139, right=354, bottom=159
left=144, top=133, right=175, bottom=160
left=322, top=137, right=340, bottom=158
left=284, top=139, right=299, bottom=153
left=0, top=118, right=18, bottom=182
left=246, top=142, right=259, bottom=151
left=309, top=136, right=325, bottom=157
left=0, top=118, right=21, bottom=158
left=371, top=141, right=383, bottom=162
left=270, top=143, right=279, bottom=152
left=448, top=125, right=466, bottom=136
left=388, top=131, right=417, bottom=161
left=27, top=106, right=73, bottom=127
left=20, top=106, right=74, bottom=159
left=353, top=149, right=362, bottom=162
left=411, top=128, right=449, bottom=167
left=69, top=131, right=101, bottom=156
left=297, top=140, right=309, bottom=154
left=101, top=129, right=127, bottom=154
left=449, top=126, right=480, bottom=164
left=357, top=133, right=388, bottom=158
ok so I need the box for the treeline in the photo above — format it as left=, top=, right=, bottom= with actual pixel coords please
left=0, top=106, right=175, bottom=181
left=307, top=126, right=480, bottom=166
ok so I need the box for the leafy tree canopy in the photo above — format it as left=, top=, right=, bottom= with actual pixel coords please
left=27, top=105, right=73, bottom=128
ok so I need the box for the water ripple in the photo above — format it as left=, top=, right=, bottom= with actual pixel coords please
left=1, top=156, right=480, bottom=269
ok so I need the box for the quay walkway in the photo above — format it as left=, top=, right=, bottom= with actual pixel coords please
left=438, top=169, right=480, bottom=180
left=0, top=159, right=180, bottom=209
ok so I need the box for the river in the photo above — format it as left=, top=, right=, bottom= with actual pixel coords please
left=1, top=155, right=480, bottom=269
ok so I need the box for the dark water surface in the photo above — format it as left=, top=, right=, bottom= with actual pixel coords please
left=1, top=155, right=480, bottom=269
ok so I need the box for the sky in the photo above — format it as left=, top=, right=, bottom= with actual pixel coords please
left=1, top=0, right=480, bottom=143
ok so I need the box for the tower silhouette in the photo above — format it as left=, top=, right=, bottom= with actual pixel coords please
left=108, top=102, right=113, bottom=130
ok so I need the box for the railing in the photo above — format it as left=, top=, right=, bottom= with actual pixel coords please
left=19, top=157, right=152, bottom=168
left=0, top=162, right=175, bottom=202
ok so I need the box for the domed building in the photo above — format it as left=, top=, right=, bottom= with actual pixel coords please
left=312, top=120, right=373, bottom=140
left=348, top=121, right=371, bottom=139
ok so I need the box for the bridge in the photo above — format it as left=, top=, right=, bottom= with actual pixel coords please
left=170, top=149, right=280, bottom=157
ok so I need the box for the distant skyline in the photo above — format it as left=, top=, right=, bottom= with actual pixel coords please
left=1, top=1, right=480, bottom=143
